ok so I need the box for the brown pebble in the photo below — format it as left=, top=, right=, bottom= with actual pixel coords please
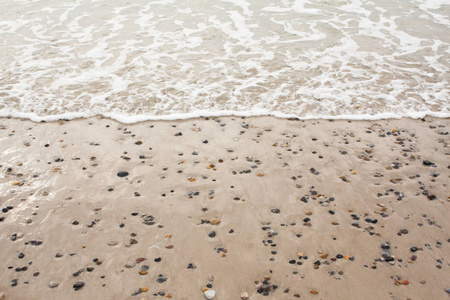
left=210, top=218, right=220, bottom=225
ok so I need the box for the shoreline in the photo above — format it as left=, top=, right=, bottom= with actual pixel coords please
left=0, top=116, right=449, bottom=299
left=0, top=110, right=449, bottom=124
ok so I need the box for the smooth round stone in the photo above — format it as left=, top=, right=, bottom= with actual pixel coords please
left=125, top=261, right=136, bottom=268
left=107, top=240, right=118, bottom=246
left=210, top=218, right=220, bottom=225
left=136, top=257, right=146, bottom=263
left=204, top=289, right=216, bottom=299
left=208, top=231, right=216, bottom=238
left=73, top=281, right=84, bottom=290
left=117, top=171, right=129, bottom=177
left=49, top=281, right=59, bottom=288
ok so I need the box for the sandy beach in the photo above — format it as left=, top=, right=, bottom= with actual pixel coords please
left=0, top=116, right=449, bottom=300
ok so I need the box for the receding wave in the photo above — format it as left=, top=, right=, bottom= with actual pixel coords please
left=0, top=0, right=449, bottom=122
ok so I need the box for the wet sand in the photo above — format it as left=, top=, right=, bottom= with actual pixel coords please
left=0, top=116, right=449, bottom=300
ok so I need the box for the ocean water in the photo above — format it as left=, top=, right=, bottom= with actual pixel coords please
left=0, top=0, right=449, bottom=122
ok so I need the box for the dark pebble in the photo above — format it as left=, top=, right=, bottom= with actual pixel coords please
left=208, top=231, right=216, bottom=238
left=73, top=281, right=84, bottom=290
left=427, top=194, right=436, bottom=200
left=117, top=171, right=129, bottom=177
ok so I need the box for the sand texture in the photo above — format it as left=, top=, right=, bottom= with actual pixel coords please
left=0, top=116, right=449, bottom=300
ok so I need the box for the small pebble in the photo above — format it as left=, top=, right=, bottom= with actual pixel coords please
left=73, top=281, right=84, bottom=290
left=204, top=289, right=216, bottom=299
left=117, top=171, right=129, bottom=177
left=107, top=240, right=118, bottom=246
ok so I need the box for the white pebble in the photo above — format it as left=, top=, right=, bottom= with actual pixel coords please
left=204, top=289, right=216, bottom=299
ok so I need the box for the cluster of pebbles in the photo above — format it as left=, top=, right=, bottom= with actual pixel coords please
left=0, top=116, right=449, bottom=299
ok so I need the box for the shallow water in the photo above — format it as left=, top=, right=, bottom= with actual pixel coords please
left=0, top=0, right=449, bottom=122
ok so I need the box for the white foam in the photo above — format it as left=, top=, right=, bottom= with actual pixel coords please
left=0, top=0, right=448, bottom=123
left=1, top=108, right=448, bottom=124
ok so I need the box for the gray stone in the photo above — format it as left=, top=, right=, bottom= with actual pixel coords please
left=107, top=240, right=118, bottom=246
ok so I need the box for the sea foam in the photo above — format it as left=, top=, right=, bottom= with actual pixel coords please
left=0, top=0, right=449, bottom=122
